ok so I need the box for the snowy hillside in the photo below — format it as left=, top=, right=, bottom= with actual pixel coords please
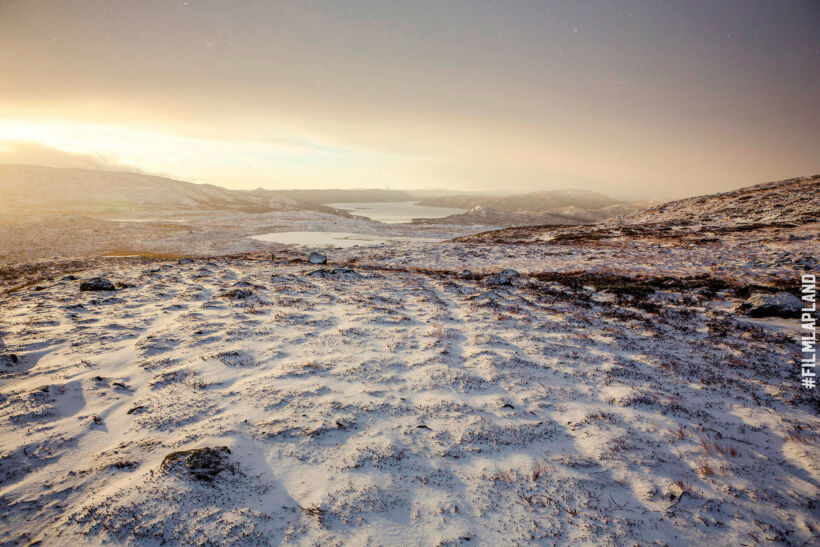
left=619, top=174, right=820, bottom=227
left=0, top=174, right=817, bottom=545
left=459, top=174, right=820, bottom=245
left=0, top=165, right=300, bottom=217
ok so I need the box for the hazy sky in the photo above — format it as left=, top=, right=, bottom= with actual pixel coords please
left=0, top=1, right=817, bottom=199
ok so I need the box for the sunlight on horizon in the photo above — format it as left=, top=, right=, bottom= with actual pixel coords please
left=0, top=118, right=404, bottom=189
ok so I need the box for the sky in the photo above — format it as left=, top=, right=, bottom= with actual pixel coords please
left=0, top=0, right=817, bottom=199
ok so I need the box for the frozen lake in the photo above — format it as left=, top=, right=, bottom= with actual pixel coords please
left=250, top=231, right=442, bottom=248
left=325, top=201, right=466, bottom=223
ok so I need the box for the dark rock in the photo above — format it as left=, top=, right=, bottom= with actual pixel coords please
left=80, top=277, right=116, bottom=291
left=737, top=292, right=803, bottom=318
left=110, top=460, right=138, bottom=470
left=1, top=354, right=18, bottom=367
left=331, top=268, right=362, bottom=280
left=485, top=269, right=520, bottom=286
left=161, top=446, right=234, bottom=482
left=308, top=268, right=361, bottom=280
left=62, top=275, right=77, bottom=281
left=126, top=405, right=146, bottom=415
left=308, top=251, right=327, bottom=265
left=178, top=257, right=194, bottom=264
left=223, top=288, right=253, bottom=299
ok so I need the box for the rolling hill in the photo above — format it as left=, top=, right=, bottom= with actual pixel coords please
left=0, top=165, right=303, bottom=217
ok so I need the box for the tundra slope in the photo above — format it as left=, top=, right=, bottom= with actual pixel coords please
left=0, top=175, right=818, bottom=546
left=457, top=175, right=820, bottom=245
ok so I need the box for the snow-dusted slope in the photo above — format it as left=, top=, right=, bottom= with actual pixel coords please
left=459, top=174, right=820, bottom=244
left=0, top=165, right=300, bottom=216
left=0, top=174, right=818, bottom=545
left=0, top=251, right=817, bottom=545
left=620, top=174, right=820, bottom=227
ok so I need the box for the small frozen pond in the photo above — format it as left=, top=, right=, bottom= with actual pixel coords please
left=325, top=201, right=466, bottom=223
left=250, top=231, right=442, bottom=248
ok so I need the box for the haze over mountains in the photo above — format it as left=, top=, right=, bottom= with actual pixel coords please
left=0, top=164, right=644, bottom=224
left=0, top=165, right=296, bottom=216
left=247, top=188, right=416, bottom=205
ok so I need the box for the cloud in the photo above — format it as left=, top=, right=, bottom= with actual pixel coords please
left=0, top=140, right=148, bottom=173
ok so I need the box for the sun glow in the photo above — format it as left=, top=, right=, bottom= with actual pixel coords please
left=0, top=118, right=397, bottom=188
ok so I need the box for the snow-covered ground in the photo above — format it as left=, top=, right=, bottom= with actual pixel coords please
left=0, top=175, right=818, bottom=545
left=1, top=247, right=817, bottom=545
left=0, top=208, right=482, bottom=268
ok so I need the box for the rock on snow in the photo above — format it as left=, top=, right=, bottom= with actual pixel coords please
left=739, top=291, right=804, bottom=318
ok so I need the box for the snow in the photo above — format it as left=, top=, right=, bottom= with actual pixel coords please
left=0, top=174, right=818, bottom=545
left=1, top=245, right=818, bottom=545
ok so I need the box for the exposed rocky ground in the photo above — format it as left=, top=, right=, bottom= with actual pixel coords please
left=0, top=175, right=818, bottom=545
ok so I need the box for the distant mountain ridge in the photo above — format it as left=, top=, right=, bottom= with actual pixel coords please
left=0, top=165, right=301, bottom=217
left=418, top=189, right=651, bottom=225
left=419, top=189, right=618, bottom=210
left=0, top=164, right=653, bottom=227
left=412, top=205, right=585, bottom=227
left=246, top=188, right=416, bottom=204
left=0, top=165, right=420, bottom=219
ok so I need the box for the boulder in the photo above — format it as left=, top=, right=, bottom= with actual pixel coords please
left=738, top=292, right=803, bottom=318
left=308, top=251, right=328, bottom=265
left=178, top=257, right=194, bottom=265
left=331, top=267, right=361, bottom=280
left=80, top=277, right=116, bottom=291
left=307, top=268, right=361, bottom=280
left=484, top=269, right=520, bottom=286
left=223, top=288, right=253, bottom=300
